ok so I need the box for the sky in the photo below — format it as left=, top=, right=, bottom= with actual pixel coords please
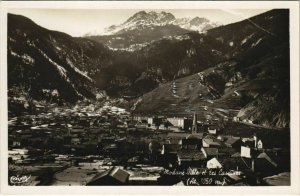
left=8, top=9, right=269, bottom=37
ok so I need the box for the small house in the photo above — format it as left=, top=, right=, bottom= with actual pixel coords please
left=202, top=135, right=222, bottom=148
left=86, top=167, right=130, bottom=185
left=207, top=125, right=218, bottom=134
left=71, top=138, right=81, bottom=145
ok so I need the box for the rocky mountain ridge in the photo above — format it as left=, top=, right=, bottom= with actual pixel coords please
left=101, top=11, right=217, bottom=35
left=85, top=11, right=218, bottom=50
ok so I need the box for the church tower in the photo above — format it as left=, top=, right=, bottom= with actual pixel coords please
left=192, top=112, right=198, bottom=134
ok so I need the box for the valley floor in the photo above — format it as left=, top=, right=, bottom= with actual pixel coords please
left=7, top=102, right=290, bottom=186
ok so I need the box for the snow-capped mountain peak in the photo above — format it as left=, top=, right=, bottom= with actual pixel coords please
left=125, top=11, right=175, bottom=24
left=101, top=11, right=218, bottom=35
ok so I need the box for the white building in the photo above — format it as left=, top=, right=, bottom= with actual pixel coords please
left=233, top=117, right=239, bottom=121
left=257, top=140, right=263, bottom=149
left=207, top=125, right=218, bottom=135
left=207, top=157, right=222, bottom=169
left=147, top=117, right=153, bottom=125
left=167, top=117, right=185, bottom=129
left=241, top=146, right=251, bottom=158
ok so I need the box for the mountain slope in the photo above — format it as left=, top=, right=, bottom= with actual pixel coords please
left=8, top=13, right=112, bottom=104
left=130, top=9, right=290, bottom=128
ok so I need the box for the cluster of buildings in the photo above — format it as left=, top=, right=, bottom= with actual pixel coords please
left=8, top=104, right=290, bottom=185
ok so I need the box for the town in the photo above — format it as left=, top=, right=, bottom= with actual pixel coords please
left=8, top=101, right=290, bottom=186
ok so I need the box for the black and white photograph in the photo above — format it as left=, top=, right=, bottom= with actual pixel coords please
left=0, top=1, right=299, bottom=193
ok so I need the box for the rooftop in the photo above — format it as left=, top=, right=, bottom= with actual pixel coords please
left=87, top=167, right=129, bottom=185
left=167, top=132, right=191, bottom=139
left=203, top=147, right=219, bottom=156
left=177, top=149, right=206, bottom=161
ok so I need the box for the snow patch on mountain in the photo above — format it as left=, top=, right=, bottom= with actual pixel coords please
left=251, top=38, right=263, bottom=47
left=38, top=48, right=68, bottom=79
left=66, top=57, right=93, bottom=82
left=241, top=33, right=255, bottom=45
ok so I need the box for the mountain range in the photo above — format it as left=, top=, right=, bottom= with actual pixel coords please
left=7, top=9, right=290, bottom=128
left=102, top=11, right=217, bottom=35
left=85, top=11, right=218, bottom=50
